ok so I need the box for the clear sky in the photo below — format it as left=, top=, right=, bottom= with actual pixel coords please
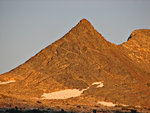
left=0, top=0, right=150, bottom=74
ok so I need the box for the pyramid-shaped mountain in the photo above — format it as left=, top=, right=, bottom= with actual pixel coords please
left=0, top=19, right=150, bottom=112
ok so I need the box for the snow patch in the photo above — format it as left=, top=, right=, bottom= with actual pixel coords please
left=135, top=105, right=141, bottom=108
left=98, top=101, right=140, bottom=108
left=41, top=88, right=87, bottom=99
left=40, top=82, right=104, bottom=100
left=0, top=80, right=16, bottom=85
left=40, top=81, right=104, bottom=100
left=92, top=81, right=104, bottom=88
left=98, top=101, right=117, bottom=107
left=120, top=104, right=128, bottom=107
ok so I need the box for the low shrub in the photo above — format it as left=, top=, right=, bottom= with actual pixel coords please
left=147, top=83, right=150, bottom=87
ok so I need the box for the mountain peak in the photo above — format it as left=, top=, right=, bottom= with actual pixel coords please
left=79, top=18, right=92, bottom=26
left=62, top=19, right=107, bottom=49
left=75, top=18, right=95, bottom=31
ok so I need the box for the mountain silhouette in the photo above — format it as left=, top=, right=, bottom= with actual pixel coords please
left=0, top=19, right=150, bottom=112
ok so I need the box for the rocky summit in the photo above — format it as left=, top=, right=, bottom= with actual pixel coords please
left=0, top=19, right=150, bottom=113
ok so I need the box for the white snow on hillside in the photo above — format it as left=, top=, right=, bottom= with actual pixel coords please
left=92, top=81, right=104, bottom=88
left=98, top=101, right=117, bottom=107
left=41, top=88, right=87, bottom=99
left=0, top=80, right=16, bottom=85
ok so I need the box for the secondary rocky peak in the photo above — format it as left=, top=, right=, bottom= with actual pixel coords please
left=133, top=29, right=150, bottom=36
left=127, top=29, right=150, bottom=41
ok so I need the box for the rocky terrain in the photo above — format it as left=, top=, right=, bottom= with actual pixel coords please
left=0, top=19, right=150, bottom=113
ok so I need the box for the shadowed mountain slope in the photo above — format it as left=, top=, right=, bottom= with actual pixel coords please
left=0, top=19, right=150, bottom=111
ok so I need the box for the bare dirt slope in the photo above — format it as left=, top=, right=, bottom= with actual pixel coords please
left=0, top=19, right=150, bottom=112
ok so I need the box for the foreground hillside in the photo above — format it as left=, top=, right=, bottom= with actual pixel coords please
left=0, top=19, right=150, bottom=113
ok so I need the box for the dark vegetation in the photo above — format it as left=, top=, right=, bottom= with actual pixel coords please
left=0, top=108, right=68, bottom=113
left=127, top=35, right=132, bottom=41
left=0, top=108, right=142, bottom=113
left=147, top=83, right=150, bottom=87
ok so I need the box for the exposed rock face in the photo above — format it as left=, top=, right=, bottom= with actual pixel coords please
left=123, top=29, right=150, bottom=72
left=0, top=19, right=150, bottom=111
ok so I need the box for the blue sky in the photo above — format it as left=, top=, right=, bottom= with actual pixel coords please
left=0, top=0, right=150, bottom=74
